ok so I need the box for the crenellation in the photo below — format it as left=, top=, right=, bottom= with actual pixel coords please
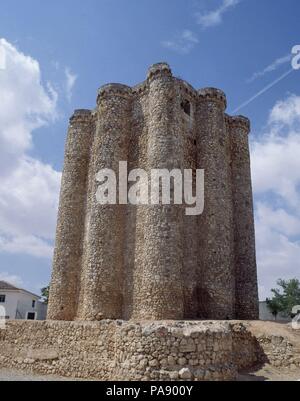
left=71, top=108, right=93, bottom=119
left=147, top=62, right=172, bottom=82
left=132, top=80, right=149, bottom=96
left=228, top=115, right=251, bottom=132
left=198, top=87, right=227, bottom=111
left=176, top=78, right=198, bottom=100
left=97, top=83, right=133, bottom=103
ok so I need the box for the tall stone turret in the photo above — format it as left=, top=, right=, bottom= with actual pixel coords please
left=196, top=89, right=235, bottom=320
left=47, top=63, right=259, bottom=322
left=177, top=79, right=200, bottom=319
left=79, top=84, right=132, bottom=320
left=48, top=110, right=94, bottom=321
left=132, top=63, right=184, bottom=320
left=228, top=115, right=259, bottom=320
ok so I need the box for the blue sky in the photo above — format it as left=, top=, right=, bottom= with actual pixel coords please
left=0, top=0, right=299, bottom=300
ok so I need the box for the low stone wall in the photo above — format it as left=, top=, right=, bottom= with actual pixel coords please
left=231, top=321, right=300, bottom=371
left=0, top=320, right=235, bottom=381
left=230, top=323, right=259, bottom=369
left=0, top=320, right=299, bottom=381
left=255, top=334, right=300, bottom=368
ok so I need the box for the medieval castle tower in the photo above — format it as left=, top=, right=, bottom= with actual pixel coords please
left=47, top=63, right=259, bottom=322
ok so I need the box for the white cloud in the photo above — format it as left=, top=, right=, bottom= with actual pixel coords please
left=162, top=30, right=199, bottom=55
left=0, top=235, right=54, bottom=259
left=269, top=94, right=300, bottom=126
left=251, top=94, right=300, bottom=299
left=255, top=212, right=300, bottom=300
left=251, top=130, right=300, bottom=209
left=0, top=272, right=24, bottom=287
left=248, top=55, right=292, bottom=83
left=251, top=94, right=300, bottom=210
left=0, top=156, right=61, bottom=241
left=196, top=0, right=240, bottom=29
left=0, top=38, right=61, bottom=259
left=65, top=67, right=77, bottom=102
left=0, top=39, right=58, bottom=175
left=256, top=203, right=300, bottom=238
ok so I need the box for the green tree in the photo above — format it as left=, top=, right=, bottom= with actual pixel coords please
left=267, top=279, right=300, bottom=318
left=41, top=285, right=50, bottom=304
left=266, top=297, right=281, bottom=320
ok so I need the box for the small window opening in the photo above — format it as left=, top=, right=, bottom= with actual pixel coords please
left=27, top=312, right=36, bottom=320
left=181, top=99, right=191, bottom=116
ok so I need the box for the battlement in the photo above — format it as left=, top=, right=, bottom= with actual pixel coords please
left=147, top=62, right=172, bottom=81
left=97, top=83, right=133, bottom=104
left=132, top=80, right=149, bottom=96
left=227, top=115, right=251, bottom=132
left=198, top=87, right=227, bottom=111
left=176, top=78, right=198, bottom=100
left=70, top=109, right=93, bottom=123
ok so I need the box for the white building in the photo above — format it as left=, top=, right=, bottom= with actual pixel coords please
left=259, top=301, right=290, bottom=322
left=0, top=281, right=47, bottom=321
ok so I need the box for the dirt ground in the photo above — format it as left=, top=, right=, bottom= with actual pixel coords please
left=0, top=368, right=82, bottom=381
left=245, top=320, right=300, bottom=344
left=0, top=366, right=299, bottom=381
left=238, top=365, right=300, bottom=381
left=238, top=321, right=300, bottom=381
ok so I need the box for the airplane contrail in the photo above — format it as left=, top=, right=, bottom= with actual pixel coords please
left=231, top=68, right=294, bottom=114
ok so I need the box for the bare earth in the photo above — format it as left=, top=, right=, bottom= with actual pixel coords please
left=238, top=366, right=300, bottom=381
left=0, top=368, right=83, bottom=381
left=0, top=366, right=299, bottom=382
left=238, top=321, right=300, bottom=381
left=246, top=320, right=300, bottom=345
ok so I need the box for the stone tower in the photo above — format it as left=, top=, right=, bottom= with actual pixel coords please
left=47, top=63, right=259, bottom=322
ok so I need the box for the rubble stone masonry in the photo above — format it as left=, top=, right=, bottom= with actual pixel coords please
left=48, top=63, right=259, bottom=321
left=0, top=321, right=299, bottom=381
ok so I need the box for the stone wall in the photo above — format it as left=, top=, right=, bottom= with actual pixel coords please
left=1, top=321, right=298, bottom=381
left=0, top=321, right=236, bottom=381
left=231, top=321, right=300, bottom=371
